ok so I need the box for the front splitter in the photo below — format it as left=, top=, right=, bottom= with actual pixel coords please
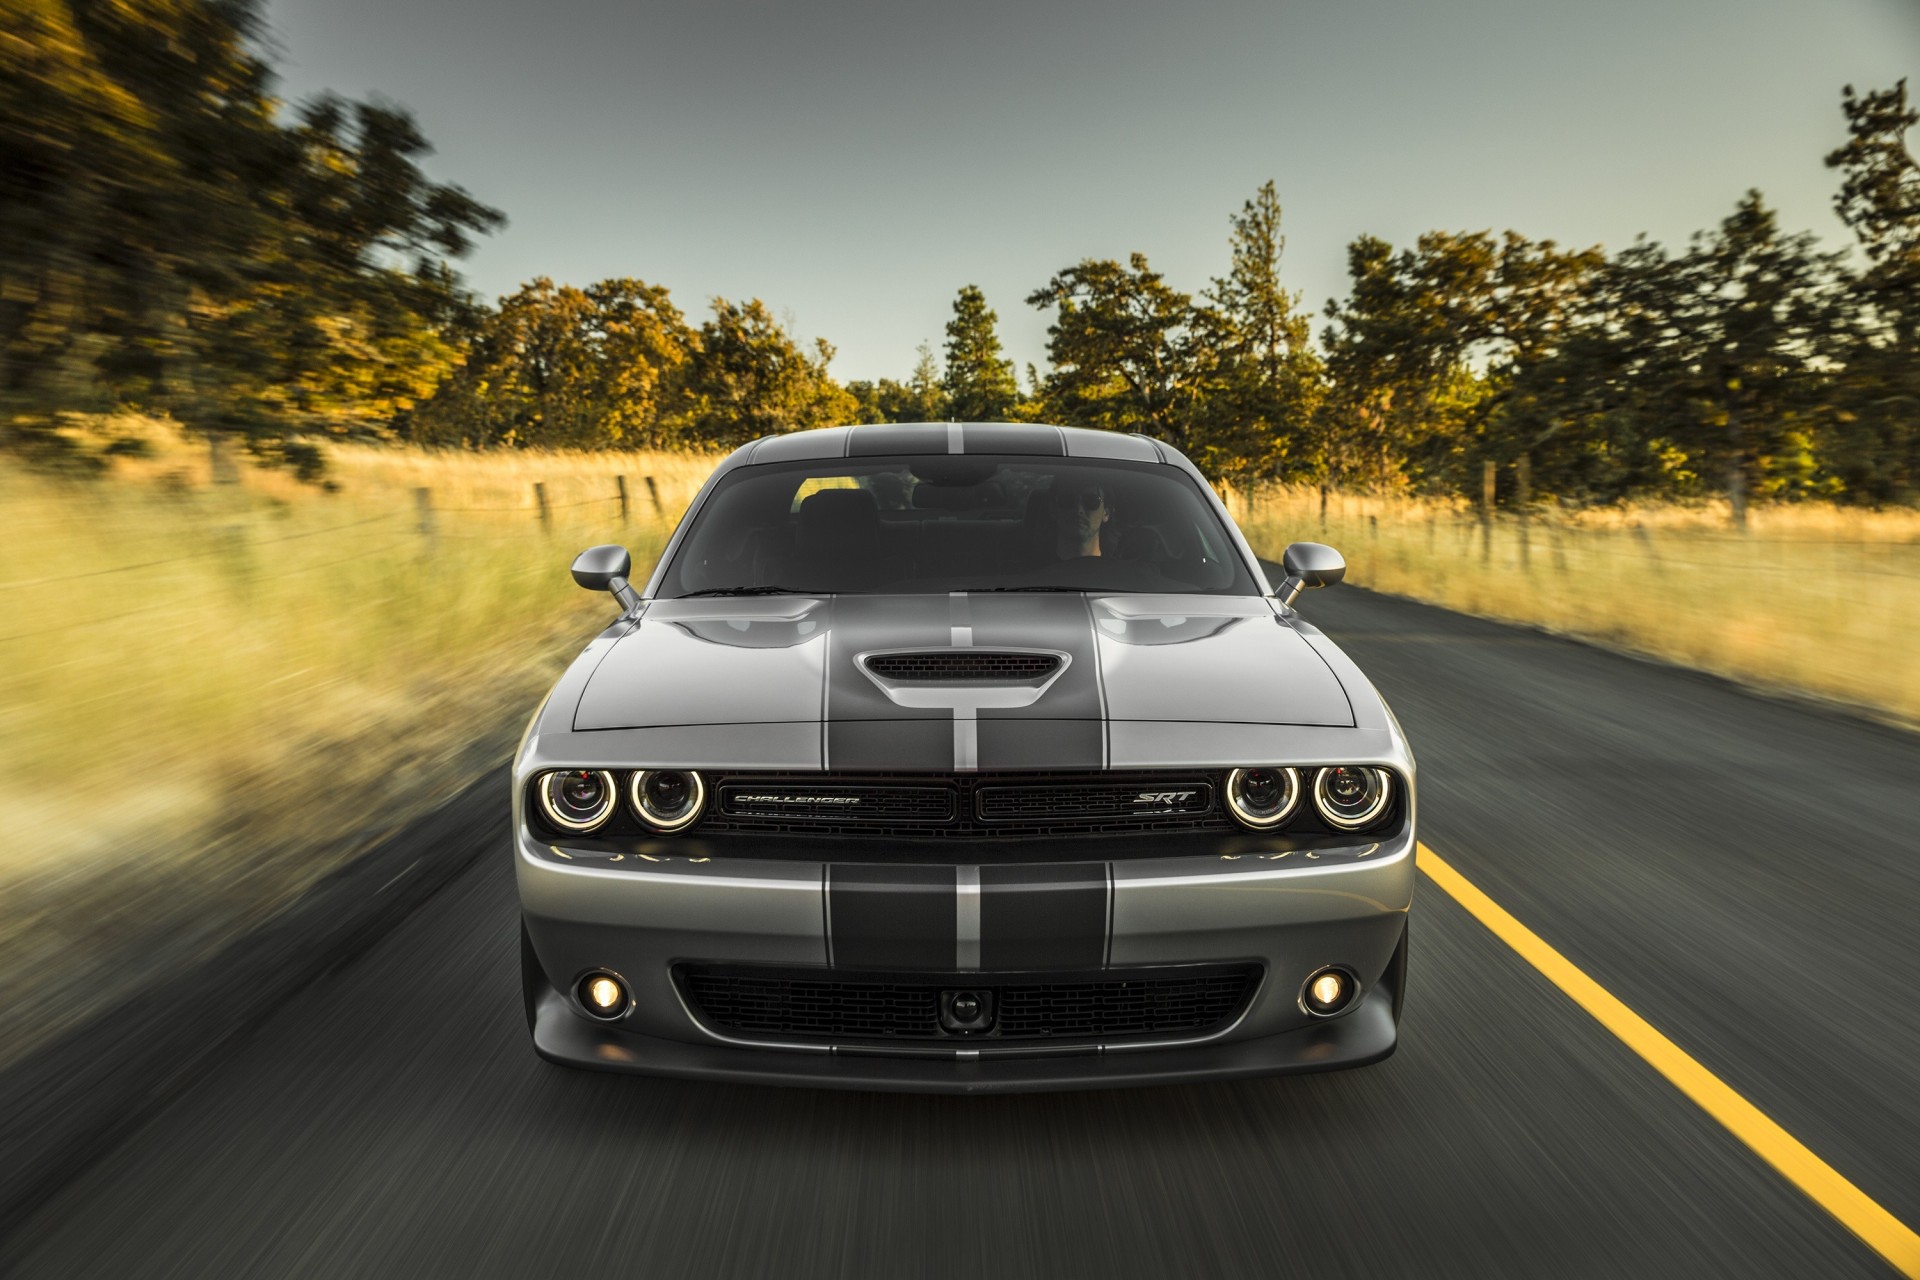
left=528, top=985, right=1398, bottom=1094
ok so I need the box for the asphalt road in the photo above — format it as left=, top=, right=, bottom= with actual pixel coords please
left=5, top=585, right=1917, bottom=1279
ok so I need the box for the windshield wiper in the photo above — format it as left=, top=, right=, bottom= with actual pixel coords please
left=676, top=585, right=826, bottom=597
left=974, top=585, right=1089, bottom=592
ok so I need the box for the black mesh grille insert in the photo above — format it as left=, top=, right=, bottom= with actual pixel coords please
left=719, top=783, right=953, bottom=824
left=996, top=973, right=1252, bottom=1038
left=685, top=974, right=940, bottom=1039
left=978, top=780, right=1212, bottom=823
left=695, top=771, right=1233, bottom=839
left=865, top=651, right=1060, bottom=682
left=679, top=965, right=1258, bottom=1044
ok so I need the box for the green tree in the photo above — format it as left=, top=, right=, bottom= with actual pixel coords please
left=1524, top=199, right=1844, bottom=519
left=1824, top=80, right=1920, bottom=501
left=941, top=285, right=1019, bottom=421
left=0, top=0, right=499, bottom=448
left=1196, top=182, right=1324, bottom=483
left=1672, top=192, right=1844, bottom=522
left=848, top=342, right=947, bottom=423
left=1319, top=228, right=1602, bottom=497
left=1026, top=253, right=1209, bottom=450
left=679, top=298, right=856, bottom=448
left=1318, top=233, right=1483, bottom=489
left=411, top=277, right=691, bottom=448
left=1503, top=239, right=1700, bottom=503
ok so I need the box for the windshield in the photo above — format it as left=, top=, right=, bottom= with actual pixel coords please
left=656, top=454, right=1260, bottom=597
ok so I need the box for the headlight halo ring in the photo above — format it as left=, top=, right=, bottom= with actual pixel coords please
left=536, top=768, right=619, bottom=833
left=629, top=768, right=707, bottom=833
left=1312, top=766, right=1393, bottom=831
left=1223, top=765, right=1304, bottom=829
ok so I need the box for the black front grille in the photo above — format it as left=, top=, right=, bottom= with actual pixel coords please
left=696, top=771, right=1234, bottom=840
left=679, top=964, right=1258, bottom=1044
left=865, top=651, right=1060, bottom=682
left=719, top=783, right=954, bottom=824
left=978, top=780, right=1212, bottom=823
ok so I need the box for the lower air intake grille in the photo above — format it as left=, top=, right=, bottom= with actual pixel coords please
left=864, top=651, right=1060, bottom=682
left=678, top=964, right=1258, bottom=1044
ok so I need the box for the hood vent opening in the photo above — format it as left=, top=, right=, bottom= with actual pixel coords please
left=864, top=651, right=1061, bottom=683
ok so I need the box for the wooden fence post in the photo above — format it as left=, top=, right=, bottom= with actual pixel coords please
left=413, top=487, right=435, bottom=537
left=534, top=482, right=551, bottom=531
left=1480, top=460, right=1496, bottom=565
left=1632, top=523, right=1661, bottom=572
left=616, top=475, right=630, bottom=523
left=209, top=431, right=239, bottom=485
left=1516, top=452, right=1532, bottom=571
left=644, top=475, right=663, bottom=516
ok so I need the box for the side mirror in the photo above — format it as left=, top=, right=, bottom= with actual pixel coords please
left=1275, top=541, right=1345, bottom=609
left=571, top=544, right=641, bottom=613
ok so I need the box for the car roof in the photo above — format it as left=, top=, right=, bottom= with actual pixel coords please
left=733, top=422, right=1176, bottom=469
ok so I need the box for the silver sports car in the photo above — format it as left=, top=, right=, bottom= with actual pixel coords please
left=516, top=422, right=1414, bottom=1092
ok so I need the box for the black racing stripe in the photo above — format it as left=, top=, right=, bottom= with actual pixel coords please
left=823, top=595, right=954, bottom=767
left=826, top=719, right=954, bottom=770
left=968, top=593, right=1105, bottom=768
left=973, top=718, right=1103, bottom=769
left=829, top=864, right=956, bottom=969
left=749, top=427, right=852, bottom=463
left=979, top=863, right=1108, bottom=970
left=847, top=424, right=950, bottom=456
left=961, top=423, right=1064, bottom=455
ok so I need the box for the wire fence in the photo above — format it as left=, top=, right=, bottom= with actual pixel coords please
left=1238, top=494, right=1920, bottom=585
left=0, top=474, right=681, bottom=642
left=0, top=476, right=677, bottom=593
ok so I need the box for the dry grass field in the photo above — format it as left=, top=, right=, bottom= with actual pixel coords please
left=1234, top=486, right=1920, bottom=728
left=0, top=417, right=713, bottom=1067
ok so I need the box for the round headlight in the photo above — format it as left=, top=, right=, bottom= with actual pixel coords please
left=630, top=769, right=706, bottom=833
left=1313, top=766, right=1392, bottom=830
left=1224, top=766, right=1302, bottom=829
left=538, top=769, right=618, bottom=833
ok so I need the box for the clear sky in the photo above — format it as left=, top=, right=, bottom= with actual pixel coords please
left=260, top=0, right=1918, bottom=384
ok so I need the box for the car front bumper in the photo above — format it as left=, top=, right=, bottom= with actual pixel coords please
left=517, top=824, right=1413, bottom=1093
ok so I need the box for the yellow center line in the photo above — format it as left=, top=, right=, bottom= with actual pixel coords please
left=1416, top=841, right=1920, bottom=1278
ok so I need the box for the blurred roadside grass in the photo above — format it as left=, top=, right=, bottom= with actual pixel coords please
left=1236, top=487, right=1920, bottom=728
left=0, top=416, right=716, bottom=1069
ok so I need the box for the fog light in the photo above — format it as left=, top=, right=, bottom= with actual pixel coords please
left=578, top=971, right=629, bottom=1020
left=1301, top=967, right=1356, bottom=1017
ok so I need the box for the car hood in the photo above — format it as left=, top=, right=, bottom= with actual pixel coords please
left=573, top=593, right=1353, bottom=738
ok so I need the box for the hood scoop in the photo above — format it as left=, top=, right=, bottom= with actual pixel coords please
left=856, top=647, right=1071, bottom=711
left=863, top=651, right=1061, bottom=683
